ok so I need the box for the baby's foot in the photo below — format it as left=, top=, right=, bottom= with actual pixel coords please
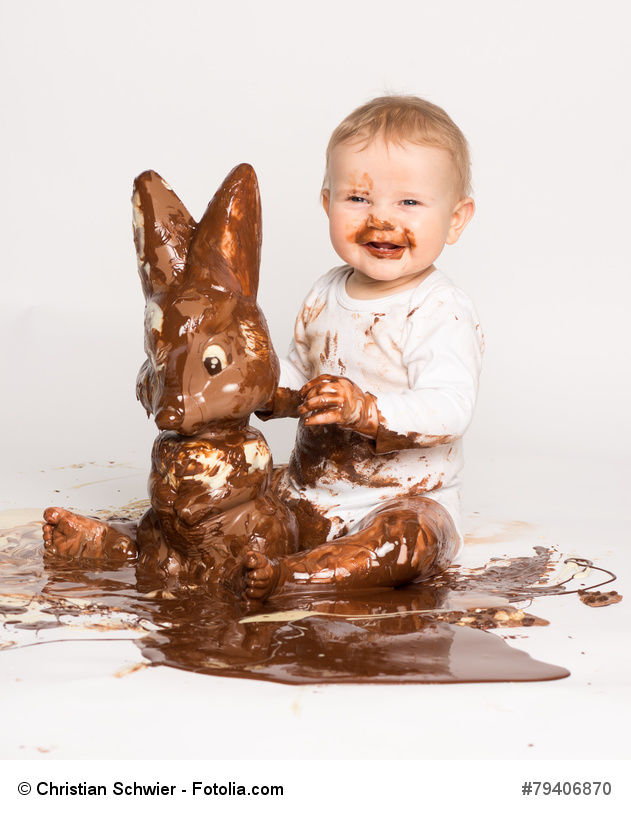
left=42, top=507, right=136, bottom=561
left=242, top=551, right=281, bottom=601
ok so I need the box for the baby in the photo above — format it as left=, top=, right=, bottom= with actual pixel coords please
left=243, top=95, right=484, bottom=598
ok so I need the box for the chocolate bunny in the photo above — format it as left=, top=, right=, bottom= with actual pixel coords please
left=44, top=165, right=299, bottom=585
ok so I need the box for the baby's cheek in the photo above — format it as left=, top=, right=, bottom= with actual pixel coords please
left=403, top=227, right=417, bottom=249
left=344, top=222, right=358, bottom=243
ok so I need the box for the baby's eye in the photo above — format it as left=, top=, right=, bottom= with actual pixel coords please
left=203, top=344, right=229, bottom=376
left=348, top=195, right=367, bottom=203
left=401, top=199, right=421, bottom=206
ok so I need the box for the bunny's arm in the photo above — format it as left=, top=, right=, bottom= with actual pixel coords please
left=149, top=465, right=271, bottom=528
left=136, top=358, right=154, bottom=416
left=255, top=353, right=309, bottom=421
left=150, top=433, right=274, bottom=528
left=256, top=386, right=302, bottom=420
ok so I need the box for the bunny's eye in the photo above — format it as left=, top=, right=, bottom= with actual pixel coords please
left=203, top=344, right=229, bottom=376
left=205, top=357, right=222, bottom=375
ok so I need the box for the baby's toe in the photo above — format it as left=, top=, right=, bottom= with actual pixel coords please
left=243, top=551, right=269, bottom=571
left=245, top=568, right=268, bottom=587
left=245, top=582, right=268, bottom=600
left=43, top=507, right=63, bottom=525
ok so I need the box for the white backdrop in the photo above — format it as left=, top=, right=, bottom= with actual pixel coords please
left=1, top=1, right=630, bottom=778
left=2, top=0, right=629, bottom=480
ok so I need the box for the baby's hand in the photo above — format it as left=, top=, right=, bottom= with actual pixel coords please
left=298, top=375, right=379, bottom=437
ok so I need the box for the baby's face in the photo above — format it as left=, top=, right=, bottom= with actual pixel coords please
left=323, top=138, right=474, bottom=295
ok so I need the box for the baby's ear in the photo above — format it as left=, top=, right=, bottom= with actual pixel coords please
left=446, top=197, right=475, bottom=245
left=132, top=171, right=196, bottom=299
left=321, top=189, right=330, bottom=216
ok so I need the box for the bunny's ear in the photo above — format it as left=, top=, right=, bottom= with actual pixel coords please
left=187, top=163, right=262, bottom=299
left=132, top=170, right=196, bottom=299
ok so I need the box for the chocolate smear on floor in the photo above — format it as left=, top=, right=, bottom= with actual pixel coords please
left=578, top=590, right=622, bottom=607
left=4, top=520, right=615, bottom=684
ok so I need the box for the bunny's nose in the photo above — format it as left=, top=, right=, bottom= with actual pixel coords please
left=154, top=407, right=183, bottom=431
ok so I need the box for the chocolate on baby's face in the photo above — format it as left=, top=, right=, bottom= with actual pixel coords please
left=323, top=139, right=474, bottom=296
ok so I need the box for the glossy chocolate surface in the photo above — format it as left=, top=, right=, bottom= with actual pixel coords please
left=3, top=522, right=572, bottom=683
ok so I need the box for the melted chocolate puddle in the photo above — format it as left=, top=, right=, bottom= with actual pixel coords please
left=1, top=521, right=579, bottom=683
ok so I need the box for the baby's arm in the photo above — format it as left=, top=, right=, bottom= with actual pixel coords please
left=372, top=289, right=484, bottom=452
left=297, top=287, right=483, bottom=451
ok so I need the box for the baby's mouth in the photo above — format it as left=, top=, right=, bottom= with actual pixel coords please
left=369, top=242, right=400, bottom=250
left=362, top=241, right=406, bottom=258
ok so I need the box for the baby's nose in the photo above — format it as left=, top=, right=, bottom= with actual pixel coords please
left=366, top=213, right=394, bottom=230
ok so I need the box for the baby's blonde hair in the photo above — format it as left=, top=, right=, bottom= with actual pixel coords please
left=323, top=95, right=472, bottom=199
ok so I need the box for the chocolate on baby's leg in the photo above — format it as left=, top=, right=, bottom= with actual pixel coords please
left=242, top=496, right=459, bottom=601
left=42, top=507, right=137, bottom=560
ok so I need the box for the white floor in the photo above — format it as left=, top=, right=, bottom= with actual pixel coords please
left=0, top=449, right=628, bottom=766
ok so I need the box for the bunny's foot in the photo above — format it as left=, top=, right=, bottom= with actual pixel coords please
left=42, top=507, right=137, bottom=561
left=242, top=551, right=282, bottom=601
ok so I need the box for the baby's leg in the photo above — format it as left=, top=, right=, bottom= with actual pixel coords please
left=42, top=507, right=137, bottom=560
left=243, top=496, right=459, bottom=600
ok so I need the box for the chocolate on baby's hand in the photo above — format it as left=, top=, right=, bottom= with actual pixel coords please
left=299, top=375, right=379, bottom=438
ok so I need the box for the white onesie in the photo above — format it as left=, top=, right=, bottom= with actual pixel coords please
left=278, top=265, right=484, bottom=545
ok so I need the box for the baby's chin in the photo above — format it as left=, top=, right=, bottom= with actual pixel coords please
left=348, top=264, right=437, bottom=293
left=336, top=251, right=407, bottom=275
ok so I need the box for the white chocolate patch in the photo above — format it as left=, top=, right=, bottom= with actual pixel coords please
left=239, top=607, right=441, bottom=625
left=163, top=467, right=178, bottom=490
left=188, top=449, right=233, bottom=492
left=243, top=439, right=270, bottom=473
left=240, top=610, right=319, bottom=624
left=132, top=193, right=145, bottom=262
left=309, top=569, right=335, bottom=582
left=375, top=541, right=395, bottom=558
left=178, top=314, right=203, bottom=337
left=145, top=301, right=164, bottom=334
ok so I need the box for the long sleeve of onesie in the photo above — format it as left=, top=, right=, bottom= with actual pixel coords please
left=371, top=284, right=483, bottom=452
